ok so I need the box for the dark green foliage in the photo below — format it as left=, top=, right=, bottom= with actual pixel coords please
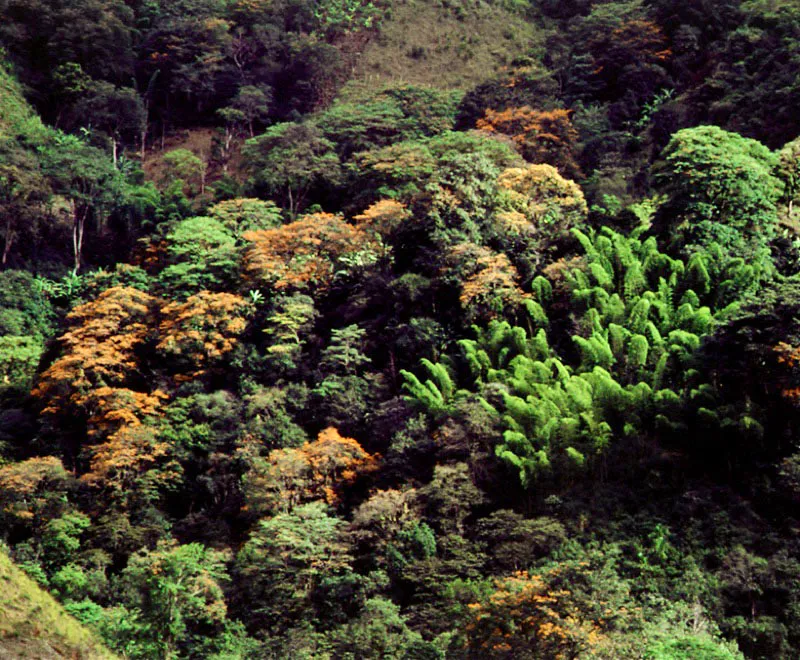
left=315, top=84, right=462, bottom=158
left=234, top=502, right=353, bottom=634
left=244, top=122, right=342, bottom=216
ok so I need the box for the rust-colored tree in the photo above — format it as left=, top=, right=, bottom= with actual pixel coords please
left=33, top=287, right=158, bottom=465
left=0, top=457, right=72, bottom=531
left=773, top=342, right=800, bottom=401
left=81, top=425, right=180, bottom=510
left=495, top=164, right=587, bottom=237
left=82, top=386, right=167, bottom=442
left=243, top=212, right=385, bottom=294
left=477, top=107, right=580, bottom=177
left=157, top=290, right=250, bottom=379
left=464, top=570, right=610, bottom=659
left=445, top=243, right=528, bottom=322
left=353, top=199, right=411, bottom=240
left=241, top=427, right=380, bottom=516
left=34, top=286, right=154, bottom=410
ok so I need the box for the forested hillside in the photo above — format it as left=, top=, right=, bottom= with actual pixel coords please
left=1, top=0, right=800, bottom=657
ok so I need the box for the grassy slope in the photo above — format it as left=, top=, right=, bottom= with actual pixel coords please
left=0, top=59, right=48, bottom=141
left=0, top=552, right=116, bottom=659
left=353, top=0, right=543, bottom=89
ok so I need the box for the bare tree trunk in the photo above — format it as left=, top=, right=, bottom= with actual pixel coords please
left=112, top=138, right=118, bottom=169
left=2, top=217, right=13, bottom=268
left=222, top=126, right=234, bottom=174
left=72, top=202, right=87, bottom=275
left=140, top=122, right=147, bottom=162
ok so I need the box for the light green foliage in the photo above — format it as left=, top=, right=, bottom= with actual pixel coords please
left=315, top=83, right=462, bottom=157
left=312, top=0, right=385, bottom=36
left=331, top=597, right=426, bottom=659
left=0, top=336, right=44, bottom=391
left=644, top=635, right=744, bottom=659
left=158, top=216, right=239, bottom=294
left=566, top=227, right=750, bottom=384
left=652, top=126, right=783, bottom=256
left=400, top=358, right=458, bottom=415
left=41, top=512, right=91, bottom=570
left=161, top=149, right=206, bottom=197
left=206, top=198, right=282, bottom=237
left=116, top=540, right=230, bottom=659
left=320, top=325, right=371, bottom=376
left=404, top=227, right=760, bottom=485
left=263, top=294, right=318, bottom=373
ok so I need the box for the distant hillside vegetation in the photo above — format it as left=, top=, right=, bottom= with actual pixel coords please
left=353, top=0, right=543, bottom=88
left=0, top=551, right=116, bottom=659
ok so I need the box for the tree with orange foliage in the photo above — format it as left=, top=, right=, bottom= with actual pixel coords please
left=463, top=559, right=639, bottom=659
left=83, top=387, right=167, bottom=441
left=353, top=199, right=411, bottom=240
left=0, top=456, right=72, bottom=530
left=157, top=291, right=250, bottom=379
left=32, top=286, right=157, bottom=464
left=34, top=286, right=155, bottom=413
left=496, top=164, right=587, bottom=237
left=81, top=425, right=180, bottom=510
left=444, top=243, right=528, bottom=322
left=241, top=426, right=379, bottom=516
left=243, top=212, right=385, bottom=295
left=477, top=107, right=580, bottom=177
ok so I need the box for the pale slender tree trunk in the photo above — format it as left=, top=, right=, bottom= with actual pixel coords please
left=72, top=201, right=87, bottom=275
left=2, top=217, right=13, bottom=267
left=140, top=124, right=147, bottom=162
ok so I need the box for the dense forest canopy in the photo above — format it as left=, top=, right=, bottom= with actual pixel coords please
left=2, top=0, right=800, bottom=657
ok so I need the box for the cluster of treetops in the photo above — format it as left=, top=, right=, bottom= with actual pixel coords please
left=1, top=0, right=800, bottom=657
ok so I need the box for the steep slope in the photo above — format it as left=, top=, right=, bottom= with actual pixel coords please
left=0, top=551, right=116, bottom=659
left=0, top=58, right=48, bottom=142
left=353, top=0, right=543, bottom=89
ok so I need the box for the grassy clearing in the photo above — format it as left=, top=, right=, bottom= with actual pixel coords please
left=0, top=552, right=116, bottom=659
left=352, top=0, right=543, bottom=90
